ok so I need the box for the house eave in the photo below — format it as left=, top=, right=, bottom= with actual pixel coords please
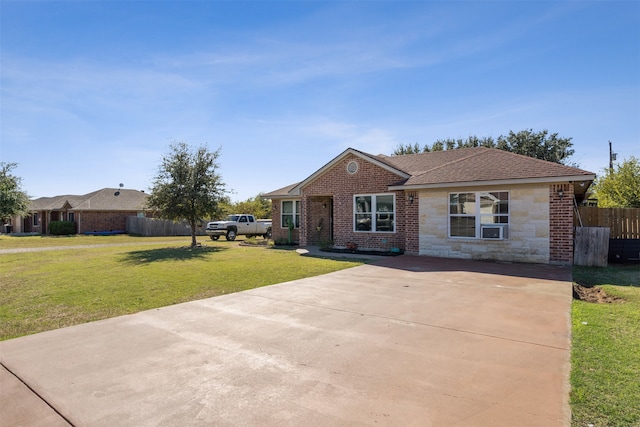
left=388, top=174, right=596, bottom=191
left=265, top=193, right=301, bottom=200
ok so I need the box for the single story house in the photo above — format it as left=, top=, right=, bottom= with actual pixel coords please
left=22, top=188, right=153, bottom=235
left=264, top=147, right=595, bottom=265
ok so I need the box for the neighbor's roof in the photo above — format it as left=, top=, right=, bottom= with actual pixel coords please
left=29, top=188, right=150, bottom=211
left=266, top=147, right=596, bottom=198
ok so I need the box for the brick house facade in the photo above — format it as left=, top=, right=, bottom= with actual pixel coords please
left=24, top=188, right=153, bottom=235
left=265, top=147, right=594, bottom=265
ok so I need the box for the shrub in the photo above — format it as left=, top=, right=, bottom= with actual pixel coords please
left=50, top=221, right=76, bottom=235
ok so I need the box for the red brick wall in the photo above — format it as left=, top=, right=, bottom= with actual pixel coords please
left=271, top=200, right=301, bottom=244
left=300, top=154, right=408, bottom=250
left=549, top=183, right=574, bottom=264
left=403, top=191, right=419, bottom=254
left=305, top=196, right=332, bottom=245
left=77, top=211, right=148, bottom=234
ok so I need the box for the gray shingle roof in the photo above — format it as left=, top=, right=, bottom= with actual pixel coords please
left=378, top=147, right=595, bottom=186
left=29, top=188, right=150, bottom=211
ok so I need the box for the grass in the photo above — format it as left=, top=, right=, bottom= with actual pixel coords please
left=0, top=235, right=363, bottom=341
left=571, top=264, right=640, bottom=427
left=0, top=234, right=191, bottom=249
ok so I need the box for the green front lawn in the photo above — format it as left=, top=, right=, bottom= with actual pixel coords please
left=571, top=265, right=640, bottom=427
left=0, top=236, right=363, bottom=341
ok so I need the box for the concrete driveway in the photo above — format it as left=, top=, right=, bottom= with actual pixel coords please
left=0, top=255, right=572, bottom=427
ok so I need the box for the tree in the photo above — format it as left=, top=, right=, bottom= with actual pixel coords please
left=392, top=142, right=423, bottom=155
left=228, top=194, right=272, bottom=219
left=497, top=129, right=574, bottom=165
left=215, top=194, right=271, bottom=220
left=148, top=142, right=226, bottom=247
left=592, top=156, right=640, bottom=208
left=0, top=162, right=30, bottom=226
left=392, top=129, right=575, bottom=165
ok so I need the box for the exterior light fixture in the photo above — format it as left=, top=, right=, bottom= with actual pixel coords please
left=408, top=195, right=414, bottom=203
left=558, top=189, right=564, bottom=199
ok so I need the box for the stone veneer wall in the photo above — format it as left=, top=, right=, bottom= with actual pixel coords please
left=418, top=185, right=551, bottom=264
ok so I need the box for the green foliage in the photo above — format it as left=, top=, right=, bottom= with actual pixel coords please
left=219, top=194, right=271, bottom=219
left=392, top=129, right=575, bottom=165
left=148, top=141, right=226, bottom=246
left=0, top=162, right=30, bottom=223
left=392, top=142, right=423, bottom=155
left=49, top=221, right=76, bottom=235
left=497, top=129, right=574, bottom=164
left=592, top=156, right=640, bottom=208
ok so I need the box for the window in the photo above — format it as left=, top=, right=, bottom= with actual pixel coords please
left=281, top=200, right=300, bottom=228
left=68, top=212, right=75, bottom=222
left=449, top=192, right=509, bottom=239
left=354, top=194, right=395, bottom=232
left=33, top=213, right=39, bottom=226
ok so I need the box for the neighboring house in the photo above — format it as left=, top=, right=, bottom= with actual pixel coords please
left=23, top=188, right=153, bottom=235
left=264, top=147, right=596, bottom=265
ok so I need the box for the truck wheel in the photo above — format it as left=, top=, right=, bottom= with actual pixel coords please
left=210, top=235, right=219, bottom=241
left=226, top=229, right=237, bottom=241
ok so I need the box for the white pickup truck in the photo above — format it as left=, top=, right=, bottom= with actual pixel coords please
left=205, top=214, right=272, bottom=241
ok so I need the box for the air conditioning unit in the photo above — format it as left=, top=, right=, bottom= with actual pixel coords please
left=481, top=225, right=504, bottom=240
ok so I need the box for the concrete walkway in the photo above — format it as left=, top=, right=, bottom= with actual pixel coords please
left=0, top=255, right=572, bottom=426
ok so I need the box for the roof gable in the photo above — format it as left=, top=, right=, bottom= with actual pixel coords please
left=289, top=148, right=409, bottom=196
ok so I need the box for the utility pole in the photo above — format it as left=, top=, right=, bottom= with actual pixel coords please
left=609, top=140, right=617, bottom=172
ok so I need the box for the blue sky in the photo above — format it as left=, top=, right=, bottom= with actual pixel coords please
left=1, top=1, right=638, bottom=202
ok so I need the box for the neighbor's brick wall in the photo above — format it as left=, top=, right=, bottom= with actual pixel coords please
left=301, top=153, right=407, bottom=250
left=549, top=183, right=574, bottom=265
left=77, top=211, right=149, bottom=234
left=419, top=185, right=551, bottom=263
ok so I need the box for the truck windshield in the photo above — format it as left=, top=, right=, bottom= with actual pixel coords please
left=228, top=215, right=240, bottom=222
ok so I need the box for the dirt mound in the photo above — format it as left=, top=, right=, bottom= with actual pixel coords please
left=573, top=284, right=624, bottom=304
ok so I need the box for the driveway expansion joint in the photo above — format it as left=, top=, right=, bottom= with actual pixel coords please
left=1, top=362, right=75, bottom=427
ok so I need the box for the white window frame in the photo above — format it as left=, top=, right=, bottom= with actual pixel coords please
left=448, top=191, right=510, bottom=239
left=353, top=193, right=396, bottom=233
left=281, top=200, right=301, bottom=229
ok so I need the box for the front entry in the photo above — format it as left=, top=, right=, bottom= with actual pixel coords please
left=308, top=196, right=333, bottom=246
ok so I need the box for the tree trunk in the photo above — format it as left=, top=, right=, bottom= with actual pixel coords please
left=190, top=221, right=197, bottom=247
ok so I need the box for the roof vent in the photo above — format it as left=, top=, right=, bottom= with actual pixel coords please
left=347, top=161, right=359, bottom=175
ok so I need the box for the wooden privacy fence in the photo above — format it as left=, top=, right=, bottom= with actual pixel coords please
left=574, top=227, right=610, bottom=267
left=126, top=217, right=206, bottom=237
left=575, top=206, right=640, bottom=239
